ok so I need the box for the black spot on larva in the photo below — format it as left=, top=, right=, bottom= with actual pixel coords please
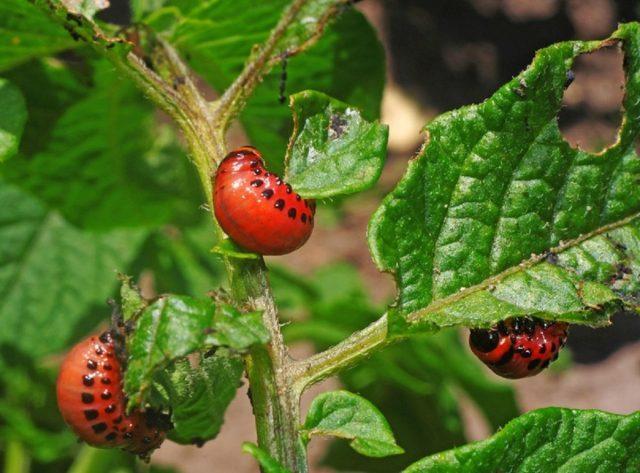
left=249, top=160, right=259, bottom=167
left=495, top=347, right=515, bottom=366
left=520, top=349, right=532, bottom=358
left=105, top=432, right=117, bottom=441
left=285, top=184, right=292, bottom=194
left=296, top=194, right=301, bottom=201
left=288, top=208, right=297, bottom=219
left=497, top=321, right=508, bottom=335
left=274, top=199, right=285, bottom=210
left=527, top=359, right=541, bottom=371
left=87, top=360, right=97, bottom=370
left=304, top=200, right=309, bottom=208
left=469, top=329, right=499, bottom=352
left=103, top=363, right=112, bottom=371
left=81, top=393, right=94, bottom=404
left=101, top=377, right=111, bottom=385
left=95, top=347, right=104, bottom=355
left=541, top=360, right=550, bottom=370
left=301, top=214, right=307, bottom=223
left=551, top=343, right=557, bottom=352
left=539, top=344, right=547, bottom=354
left=253, top=168, right=262, bottom=175
left=276, top=177, right=283, bottom=185
left=105, top=404, right=116, bottom=414
left=113, top=416, right=123, bottom=424
left=523, top=318, right=536, bottom=336
left=83, top=375, right=94, bottom=387
left=124, top=432, right=133, bottom=440
left=512, top=318, right=522, bottom=334
left=250, top=179, right=263, bottom=187
left=264, top=172, right=271, bottom=178
left=84, top=409, right=99, bottom=421
left=261, top=189, right=274, bottom=199
left=99, top=332, right=110, bottom=344
left=92, top=422, right=108, bottom=434
left=101, top=390, right=111, bottom=400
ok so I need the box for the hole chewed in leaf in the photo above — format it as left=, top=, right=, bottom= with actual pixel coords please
left=368, top=23, right=640, bottom=336
left=559, top=44, right=625, bottom=153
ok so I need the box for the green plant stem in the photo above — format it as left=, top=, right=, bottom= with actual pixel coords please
left=67, top=445, right=101, bottom=473
left=291, top=314, right=390, bottom=392
left=227, top=258, right=308, bottom=472
left=34, top=2, right=380, bottom=471
left=211, top=0, right=307, bottom=129
left=3, top=440, right=29, bottom=473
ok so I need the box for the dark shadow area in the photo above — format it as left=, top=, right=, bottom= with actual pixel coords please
left=567, top=310, right=640, bottom=363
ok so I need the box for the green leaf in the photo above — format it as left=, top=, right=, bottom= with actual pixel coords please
left=284, top=90, right=388, bottom=198
left=0, top=402, right=77, bottom=462
left=136, top=220, right=226, bottom=298
left=302, top=390, right=404, bottom=458
left=124, top=295, right=216, bottom=407
left=244, top=10, right=385, bottom=174
left=149, top=2, right=384, bottom=173
left=31, top=0, right=133, bottom=59
left=0, top=0, right=75, bottom=71
left=154, top=351, right=244, bottom=445
left=118, top=274, right=147, bottom=322
left=242, top=442, right=291, bottom=473
left=0, top=78, right=26, bottom=161
left=61, top=0, right=110, bottom=19
left=404, top=408, right=640, bottom=472
left=205, top=305, right=270, bottom=350
left=130, top=0, right=168, bottom=22
left=125, top=297, right=266, bottom=407
left=0, top=180, right=145, bottom=358
left=3, top=60, right=201, bottom=230
left=368, top=23, right=640, bottom=334
left=4, top=59, right=88, bottom=156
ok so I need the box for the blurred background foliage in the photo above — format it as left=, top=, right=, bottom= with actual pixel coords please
left=1, top=0, right=639, bottom=472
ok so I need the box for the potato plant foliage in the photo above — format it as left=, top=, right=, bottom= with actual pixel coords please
left=1, top=1, right=640, bottom=472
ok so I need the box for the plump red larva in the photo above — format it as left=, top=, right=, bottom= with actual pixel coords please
left=469, top=317, right=568, bottom=379
left=213, top=146, right=315, bottom=255
left=56, top=331, right=166, bottom=458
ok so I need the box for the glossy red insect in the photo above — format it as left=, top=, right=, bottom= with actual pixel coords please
left=469, top=317, right=568, bottom=379
left=56, top=331, right=166, bottom=458
left=213, top=146, right=315, bottom=255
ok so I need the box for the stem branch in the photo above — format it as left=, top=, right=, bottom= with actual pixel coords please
left=291, top=314, right=390, bottom=392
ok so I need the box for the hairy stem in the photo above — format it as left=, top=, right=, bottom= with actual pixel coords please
left=291, top=314, right=390, bottom=392
left=34, top=1, right=361, bottom=470
left=211, top=0, right=307, bottom=129
left=228, top=258, right=307, bottom=471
